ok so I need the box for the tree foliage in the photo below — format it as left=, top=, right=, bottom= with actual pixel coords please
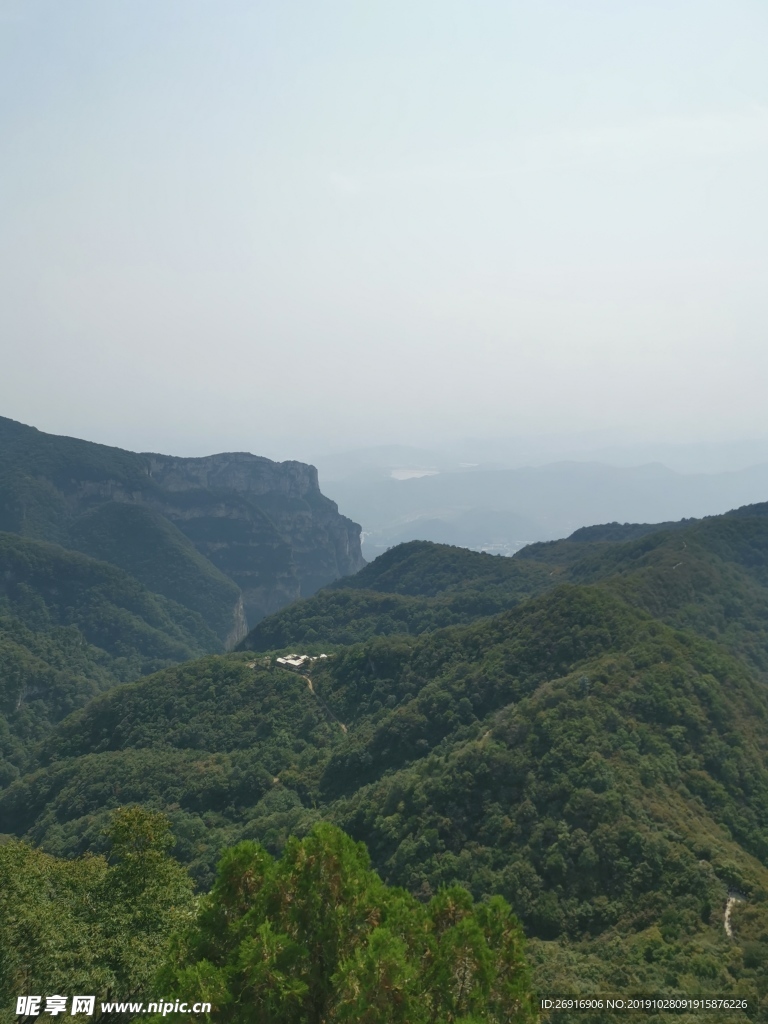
left=0, top=807, right=194, bottom=1023
left=155, top=823, right=535, bottom=1024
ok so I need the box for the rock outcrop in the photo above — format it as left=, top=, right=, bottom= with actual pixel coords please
left=144, top=452, right=365, bottom=625
left=0, top=417, right=365, bottom=639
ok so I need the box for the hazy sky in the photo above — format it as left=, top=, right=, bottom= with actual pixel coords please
left=2, top=0, right=768, bottom=459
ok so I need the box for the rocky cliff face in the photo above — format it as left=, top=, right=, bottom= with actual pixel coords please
left=143, top=452, right=366, bottom=626
left=225, top=594, right=249, bottom=650
left=0, top=418, right=366, bottom=638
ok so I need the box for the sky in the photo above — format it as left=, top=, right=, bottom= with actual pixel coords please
left=1, top=0, right=768, bottom=460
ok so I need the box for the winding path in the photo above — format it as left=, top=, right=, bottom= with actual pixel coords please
left=305, top=675, right=347, bottom=734
left=724, top=894, right=744, bottom=939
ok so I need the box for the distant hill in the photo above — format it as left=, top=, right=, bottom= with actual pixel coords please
left=327, top=455, right=768, bottom=559
left=239, top=540, right=554, bottom=651
left=0, top=415, right=365, bottom=635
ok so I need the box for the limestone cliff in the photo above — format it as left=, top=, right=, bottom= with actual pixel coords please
left=143, top=452, right=365, bottom=625
left=0, top=417, right=365, bottom=639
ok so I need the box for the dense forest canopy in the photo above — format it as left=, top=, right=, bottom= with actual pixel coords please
left=4, top=502, right=768, bottom=1020
left=7, top=813, right=533, bottom=1024
left=0, top=807, right=194, bottom=1024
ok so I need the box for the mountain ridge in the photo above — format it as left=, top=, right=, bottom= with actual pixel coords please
left=0, top=415, right=365, bottom=633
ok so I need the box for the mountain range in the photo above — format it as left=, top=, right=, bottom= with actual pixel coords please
left=314, top=443, right=768, bottom=558
left=3, top=491, right=768, bottom=1017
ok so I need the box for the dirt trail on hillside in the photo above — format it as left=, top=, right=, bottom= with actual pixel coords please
left=724, top=894, right=744, bottom=939
left=305, top=676, right=347, bottom=734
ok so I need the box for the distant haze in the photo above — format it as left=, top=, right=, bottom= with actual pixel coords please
left=307, top=442, right=768, bottom=559
left=2, top=1, right=768, bottom=458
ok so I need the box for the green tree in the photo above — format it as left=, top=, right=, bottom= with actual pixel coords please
left=0, top=807, right=194, bottom=1023
left=98, top=807, right=195, bottom=1002
left=0, top=841, right=110, bottom=1017
left=155, top=823, right=535, bottom=1023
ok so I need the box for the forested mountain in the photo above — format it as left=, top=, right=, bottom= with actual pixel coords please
left=240, top=541, right=554, bottom=650
left=526, top=513, right=768, bottom=679
left=243, top=513, right=768, bottom=681
left=5, top=501, right=768, bottom=1018
left=4, top=511, right=768, bottom=1015
left=68, top=502, right=243, bottom=644
left=0, top=416, right=364, bottom=636
left=0, top=415, right=365, bottom=775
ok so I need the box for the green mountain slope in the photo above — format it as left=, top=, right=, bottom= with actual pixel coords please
left=0, top=416, right=154, bottom=543
left=0, top=532, right=222, bottom=782
left=328, top=540, right=553, bottom=597
left=0, top=616, right=116, bottom=784
left=68, top=502, right=243, bottom=645
left=5, top=583, right=768, bottom=1009
left=240, top=540, right=554, bottom=651
left=0, top=532, right=221, bottom=665
left=516, top=519, right=695, bottom=567
left=0, top=417, right=247, bottom=643
left=531, top=514, right=768, bottom=678
left=246, top=512, right=768, bottom=678
left=7, top=507, right=768, bottom=1013
left=239, top=588, right=467, bottom=650
left=0, top=653, right=330, bottom=868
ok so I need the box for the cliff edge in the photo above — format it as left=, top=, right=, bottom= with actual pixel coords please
left=0, top=416, right=365, bottom=639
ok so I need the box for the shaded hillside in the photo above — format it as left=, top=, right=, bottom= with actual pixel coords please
left=240, top=541, right=554, bottom=651
left=329, top=539, right=551, bottom=597
left=0, top=615, right=115, bottom=784
left=0, top=416, right=364, bottom=633
left=69, top=502, right=244, bottom=646
left=0, top=532, right=222, bottom=782
left=4, top=584, right=768, bottom=1011
left=544, top=514, right=768, bottom=678
left=0, top=533, right=219, bottom=665
left=239, top=589, right=469, bottom=650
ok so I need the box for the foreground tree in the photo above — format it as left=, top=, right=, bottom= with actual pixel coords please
left=155, top=823, right=535, bottom=1023
left=0, top=807, right=194, bottom=1022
